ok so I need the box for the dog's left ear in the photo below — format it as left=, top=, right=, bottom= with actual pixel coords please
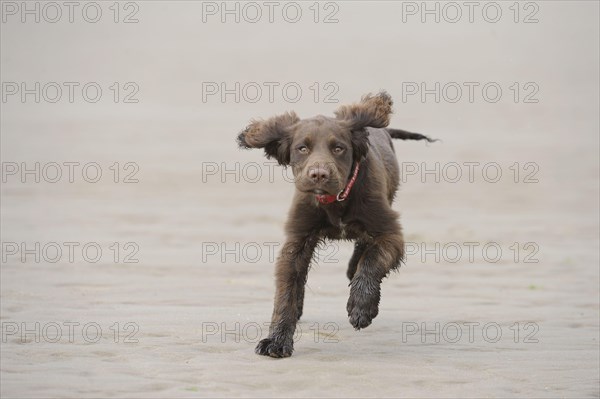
left=237, top=111, right=300, bottom=165
left=350, top=128, right=370, bottom=161
left=335, top=91, right=393, bottom=161
left=334, top=91, right=393, bottom=131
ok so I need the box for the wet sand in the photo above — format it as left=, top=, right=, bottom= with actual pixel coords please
left=1, top=2, right=598, bottom=398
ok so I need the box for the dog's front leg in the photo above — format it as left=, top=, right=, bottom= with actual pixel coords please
left=255, top=237, right=317, bottom=358
left=347, top=232, right=404, bottom=330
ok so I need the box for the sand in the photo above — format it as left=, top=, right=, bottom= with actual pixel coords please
left=1, top=1, right=598, bottom=398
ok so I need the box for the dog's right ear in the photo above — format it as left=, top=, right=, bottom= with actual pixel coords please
left=237, top=112, right=299, bottom=166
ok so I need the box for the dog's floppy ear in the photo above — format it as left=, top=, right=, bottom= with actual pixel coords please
left=334, top=91, right=393, bottom=131
left=237, top=111, right=299, bottom=165
left=335, top=91, right=393, bottom=161
left=351, top=128, right=370, bottom=161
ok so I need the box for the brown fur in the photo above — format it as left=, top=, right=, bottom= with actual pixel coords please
left=237, top=91, right=433, bottom=358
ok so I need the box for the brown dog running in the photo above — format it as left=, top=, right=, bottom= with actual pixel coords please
left=237, top=91, right=435, bottom=358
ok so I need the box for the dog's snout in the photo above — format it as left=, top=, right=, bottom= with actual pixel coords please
left=307, top=165, right=330, bottom=184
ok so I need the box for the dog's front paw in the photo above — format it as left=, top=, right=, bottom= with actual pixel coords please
left=255, top=338, right=294, bottom=358
left=347, top=292, right=380, bottom=330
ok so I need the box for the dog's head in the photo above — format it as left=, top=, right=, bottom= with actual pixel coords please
left=237, top=91, right=393, bottom=196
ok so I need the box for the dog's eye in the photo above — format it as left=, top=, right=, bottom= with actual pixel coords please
left=297, top=145, right=309, bottom=154
left=332, top=146, right=345, bottom=154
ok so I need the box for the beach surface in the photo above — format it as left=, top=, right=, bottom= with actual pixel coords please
left=1, top=2, right=599, bottom=397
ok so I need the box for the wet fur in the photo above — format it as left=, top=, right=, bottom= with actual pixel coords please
left=237, top=91, right=434, bottom=358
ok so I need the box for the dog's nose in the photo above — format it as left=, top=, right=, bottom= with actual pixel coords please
left=308, top=165, right=330, bottom=183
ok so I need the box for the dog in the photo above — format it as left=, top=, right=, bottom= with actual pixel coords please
left=237, top=91, right=434, bottom=358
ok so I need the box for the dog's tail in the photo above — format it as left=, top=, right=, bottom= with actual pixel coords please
left=386, top=128, right=437, bottom=143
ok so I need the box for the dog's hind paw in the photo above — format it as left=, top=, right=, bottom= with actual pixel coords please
left=255, top=338, right=294, bottom=358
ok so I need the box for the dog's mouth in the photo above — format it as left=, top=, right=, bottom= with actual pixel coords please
left=297, top=181, right=345, bottom=196
left=295, top=175, right=344, bottom=196
left=300, top=188, right=329, bottom=195
left=299, top=188, right=337, bottom=196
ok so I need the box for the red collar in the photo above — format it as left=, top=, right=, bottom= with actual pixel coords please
left=315, top=162, right=361, bottom=205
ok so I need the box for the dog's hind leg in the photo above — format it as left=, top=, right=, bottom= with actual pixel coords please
left=347, top=240, right=369, bottom=281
